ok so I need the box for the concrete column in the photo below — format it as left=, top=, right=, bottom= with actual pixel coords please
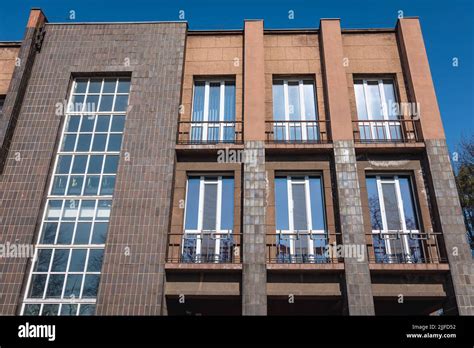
left=242, top=20, right=267, bottom=315
left=320, top=19, right=375, bottom=315
left=397, top=18, right=474, bottom=315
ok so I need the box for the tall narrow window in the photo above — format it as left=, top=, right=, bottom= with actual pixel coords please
left=191, top=80, right=236, bottom=143
left=272, top=79, right=318, bottom=142
left=354, top=78, right=401, bottom=141
left=22, top=78, right=130, bottom=316
left=183, top=176, right=234, bottom=263
left=366, top=175, right=422, bottom=263
left=274, top=175, right=326, bottom=263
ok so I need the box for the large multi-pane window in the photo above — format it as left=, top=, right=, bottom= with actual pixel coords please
left=354, top=78, right=401, bottom=141
left=274, top=175, right=327, bottom=263
left=182, top=176, right=234, bottom=262
left=366, top=175, right=422, bottom=263
left=191, top=80, right=236, bottom=143
left=272, top=79, right=318, bottom=141
left=21, top=78, right=130, bottom=316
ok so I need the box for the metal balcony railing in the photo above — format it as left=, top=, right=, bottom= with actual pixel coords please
left=353, top=119, right=422, bottom=143
left=266, top=230, right=342, bottom=264
left=177, top=121, right=243, bottom=145
left=265, top=120, right=331, bottom=144
left=166, top=231, right=242, bottom=264
left=366, top=230, right=447, bottom=264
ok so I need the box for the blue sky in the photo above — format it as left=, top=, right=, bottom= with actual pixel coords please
left=0, top=0, right=472, bottom=155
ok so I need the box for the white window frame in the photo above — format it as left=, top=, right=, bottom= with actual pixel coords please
left=191, top=79, right=235, bottom=142
left=183, top=176, right=233, bottom=262
left=372, top=175, right=420, bottom=263
left=356, top=78, right=401, bottom=141
left=277, top=176, right=326, bottom=260
left=273, top=79, right=318, bottom=141
left=21, top=78, right=129, bottom=316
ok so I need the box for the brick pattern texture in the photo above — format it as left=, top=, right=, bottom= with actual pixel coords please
left=333, top=140, right=375, bottom=315
left=425, top=139, right=474, bottom=315
left=242, top=140, right=267, bottom=315
left=0, top=22, right=186, bottom=315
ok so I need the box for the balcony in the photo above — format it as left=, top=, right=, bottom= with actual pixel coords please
left=353, top=119, right=422, bottom=143
left=177, top=121, right=243, bottom=145
left=266, top=231, right=342, bottom=265
left=265, top=120, right=331, bottom=144
left=166, top=231, right=242, bottom=265
left=366, top=231, right=447, bottom=265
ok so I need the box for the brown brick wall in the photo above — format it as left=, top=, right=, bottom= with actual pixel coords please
left=0, top=22, right=186, bottom=315
left=0, top=44, right=19, bottom=95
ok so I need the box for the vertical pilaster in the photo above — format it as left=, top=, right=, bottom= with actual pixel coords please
left=320, top=19, right=375, bottom=315
left=397, top=18, right=474, bottom=315
left=242, top=20, right=267, bottom=315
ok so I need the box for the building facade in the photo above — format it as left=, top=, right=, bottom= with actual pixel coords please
left=0, top=9, right=472, bottom=316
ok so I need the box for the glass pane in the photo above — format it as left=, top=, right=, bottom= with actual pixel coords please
left=67, top=116, right=81, bottom=132
left=366, top=81, right=383, bottom=120
left=381, top=183, right=401, bottom=230
left=107, top=134, right=123, bottom=151
left=117, top=79, right=131, bottom=93
left=74, top=222, right=92, bottom=244
left=104, top=156, right=119, bottom=174
left=56, top=155, right=72, bottom=174
left=82, top=275, right=100, bottom=298
left=45, top=274, right=65, bottom=298
left=91, top=223, right=108, bottom=244
left=100, top=176, right=116, bottom=195
left=46, top=200, right=63, bottom=220
left=309, top=177, right=325, bottom=230
left=303, top=81, right=317, bottom=120
left=223, top=81, right=235, bottom=121
left=102, top=79, right=116, bottom=93
left=99, top=95, right=114, bottom=111
left=366, top=177, right=383, bottom=230
left=61, top=304, right=78, bottom=316
left=91, top=134, right=107, bottom=151
left=220, top=177, right=234, bottom=230
left=80, top=116, right=95, bottom=132
left=88, top=79, right=102, bottom=93
left=51, top=176, right=67, bottom=195
left=41, top=223, right=57, bottom=244
left=96, top=200, right=111, bottom=220
left=57, top=222, right=74, bottom=244
left=87, top=249, right=104, bottom=272
left=63, top=200, right=79, bottom=220
left=202, top=182, right=217, bottom=230
left=76, top=134, right=92, bottom=152
left=84, top=176, right=100, bottom=195
left=69, top=95, right=85, bottom=112
left=95, top=115, right=110, bottom=132
left=79, top=201, right=95, bottom=220
left=274, top=177, right=289, bottom=230
left=184, top=177, right=200, bottom=230
left=399, top=177, right=419, bottom=230
left=67, top=176, right=84, bottom=195
left=74, top=79, right=88, bottom=94
left=292, top=183, right=308, bottom=230
left=354, top=80, right=368, bottom=120
left=34, top=249, right=52, bottom=272
left=24, top=304, right=41, bottom=316
left=69, top=249, right=87, bottom=272
left=272, top=81, right=285, bottom=121
left=111, top=115, right=125, bottom=132
left=62, top=134, right=77, bottom=151
left=208, top=82, right=220, bottom=122
left=42, top=304, right=60, bottom=316
left=383, top=80, right=398, bottom=120
left=79, top=304, right=96, bottom=315
left=113, top=95, right=128, bottom=112
left=287, top=82, right=301, bottom=121
left=29, top=274, right=47, bottom=298
left=87, top=155, right=104, bottom=174
left=71, top=155, right=87, bottom=174
left=192, top=82, right=205, bottom=122
left=64, top=275, right=83, bottom=298
left=51, top=249, right=69, bottom=271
